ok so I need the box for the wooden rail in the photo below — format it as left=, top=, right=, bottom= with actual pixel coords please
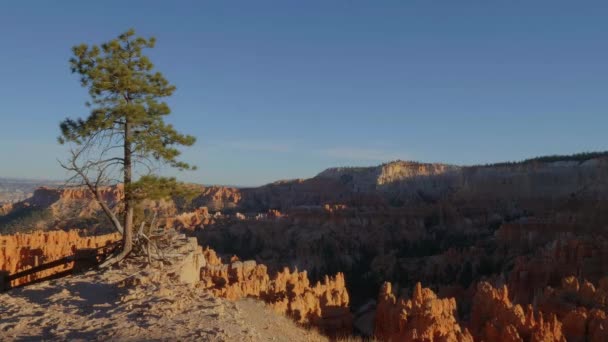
left=1, top=242, right=119, bottom=291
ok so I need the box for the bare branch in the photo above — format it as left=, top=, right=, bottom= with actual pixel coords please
left=59, top=138, right=125, bottom=235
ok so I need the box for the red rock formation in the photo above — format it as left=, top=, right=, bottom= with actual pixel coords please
left=3, top=186, right=126, bottom=226
left=495, top=222, right=581, bottom=251
left=317, top=161, right=458, bottom=194
left=164, top=207, right=213, bottom=230
left=0, top=230, right=120, bottom=287
left=471, top=282, right=566, bottom=342
left=323, top=204, right=349, bottom=214
left=508, top=237, right=608, bottom=304
left=3, top=184, right=238, bottom=232
left=23, top=184, right=235, bottom=215
left=534, top=276, right=608, bottom=342
left=553, top=307, right=608, bottom=342
left=268, top=269, right=351, bottom=335
left=586, top=309, right=608, bottom=342
left=192, top=186, right=242, bottom=211
left=537, top=276, right=608, bottom=317
left=0, top=203, right=13, bottom=216
left=202, top=247, right=222, bottom=266
left=201, top=260, right=270, bottom=300
left=267, top=209, right=283, bottom=218
left=374, top=282, right=473, bottom=342
left=31, top=185, right=123, bottom=206
left=201, top=245, right=608, bottom=342
left=200, top=250, right=352, bottom=336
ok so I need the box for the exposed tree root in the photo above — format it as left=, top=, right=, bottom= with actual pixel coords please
left=99, top=245, right=132, bottom=268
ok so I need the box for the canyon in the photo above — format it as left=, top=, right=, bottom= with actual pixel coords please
left=0, top=177, right=61, bottom=204
left=2, top=152, right=608, bottom=341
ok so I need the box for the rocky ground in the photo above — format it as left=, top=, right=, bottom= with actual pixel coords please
left=0, top=265, right=328, bottom=342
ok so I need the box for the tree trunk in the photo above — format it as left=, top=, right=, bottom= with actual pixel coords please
left=122, top=117, right=134, bottom=256
left=99, top=118, right=133, bottom=268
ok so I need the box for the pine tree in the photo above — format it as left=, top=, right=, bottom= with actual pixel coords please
left=59, top=29, right=196, bottom=266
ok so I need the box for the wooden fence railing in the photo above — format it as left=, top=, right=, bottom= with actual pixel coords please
left=0, top=242, right=119, bottom=291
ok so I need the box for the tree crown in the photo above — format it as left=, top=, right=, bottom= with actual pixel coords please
left=59, top=28, right=196, bottom=171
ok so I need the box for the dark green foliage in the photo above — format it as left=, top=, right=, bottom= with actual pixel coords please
left=130, top=175, right=200, bottom=225
left=0, top=205, right=117, bottom=235
left=477, top=255, right=500, bottom=276
left=478, top=151, right=608, bottom=168
left=424, top=212, right=441, bottom=228
left=0, top=207, right=53, bottom=234
left=388, top=197, right=405, bottom=207
left=458, top=261, right=473, bottom=288
left=59, top=28, right=196, bottom=171
left=130, top=175, right=198, bottom=203
left=339, top=174, right=353, bottom=185
left=65, top=216, right=116, bottom=235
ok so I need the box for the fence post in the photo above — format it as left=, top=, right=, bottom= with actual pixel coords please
left=0, top=270, right=10, bottom=291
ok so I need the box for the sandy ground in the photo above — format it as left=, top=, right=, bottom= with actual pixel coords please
left=0, top=267, right=328, bottom=342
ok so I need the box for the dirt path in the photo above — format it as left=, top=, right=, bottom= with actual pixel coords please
left=0, top=267, right=328, bottom=341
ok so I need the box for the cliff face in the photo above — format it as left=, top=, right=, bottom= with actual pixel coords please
left=24, top=186, right=125, bottom=218
left=457, top=158, right=608, bottom=201
left=31, top=186, right=123, bottom=206
left=0, top=185, right=237, bottom=233
left=200, top=248, right=353, bottom=336
left=0, top=230, right=119, bottom=287
left=315, top=157, right=608, bottom=204
left=6, top=156, right=608, bottom=228
left=316, top=161, right=458, bottom=193
left=163, top=207, right=213, bottom=230
left=0, top=177, right=60, bottom=204
left=1, top=186, right=126, bottom=234
left=238, top=177, right=373, bottom=211
left=376, top=162, right=458, bottom=186
left=0, top=203, right=12, bottom=216
left=191, top=186, right=242, bottom=211
left=375, top=282, right=473, bottom=342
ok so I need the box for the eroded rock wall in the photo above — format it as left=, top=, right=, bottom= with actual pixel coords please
left=0, top=230, right=119, bottom=287
left=471, top=282, right=566, bottom=342
left=507, top=236, right=608, bottom=305
left=163, top=207, right=213, bottom=230
left=200, top=248, right=352, bottom=336
left=535, top=276, right=608, bottom=342
left=375, top=282, right=473, bottom=342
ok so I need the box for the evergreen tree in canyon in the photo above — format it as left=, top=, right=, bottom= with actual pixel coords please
left=58, top=29, right=196, bottom=266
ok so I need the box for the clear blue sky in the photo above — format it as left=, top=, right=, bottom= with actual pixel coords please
left=1, top=1, right=607, bottom=186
